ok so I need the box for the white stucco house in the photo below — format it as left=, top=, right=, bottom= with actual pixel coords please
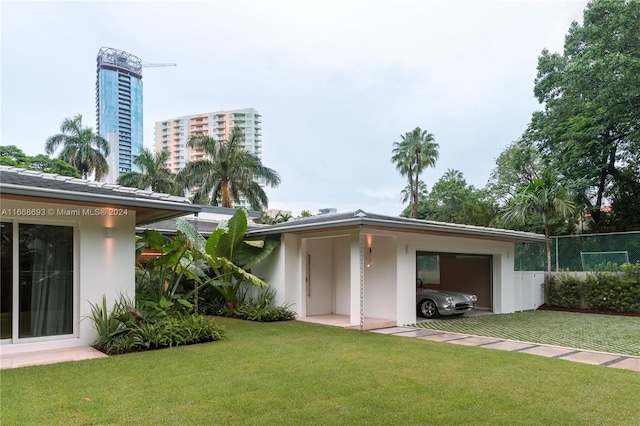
left=248, top=210, right=547, bottom=329
left=0, top=164, right=548, bottom=357
left=0, top=166, right=200, bottom=355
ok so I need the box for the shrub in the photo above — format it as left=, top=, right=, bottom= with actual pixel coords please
left=584, top=263, right=640, bottom=313
left=89, top=295, right=226, bottom=355
left=209, top=288, right=296, bottom=322
left=544, top=272, right=582, bottom=308
left=543, top=263, right=640, bottom=313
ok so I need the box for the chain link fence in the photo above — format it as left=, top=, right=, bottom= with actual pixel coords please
left=515, top=231, right=640, bottom=271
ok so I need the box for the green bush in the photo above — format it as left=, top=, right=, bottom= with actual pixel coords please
left=584, top=263, right=640, bottom=313
left=208, top=288, right=297, bottom=322
left=544, top=272, right=582, bottom=308
left=89, top=295, right=226, bottom=355
left=544, top=263, right=640, bottom=313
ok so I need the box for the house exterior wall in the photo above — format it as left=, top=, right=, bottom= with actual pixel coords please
left=0, top=199, right=136, bottom=355
left=253, top=226, right=518, bottom=328
left=251, top=233, right=301, bottom=312
left=333, top=236, right=350, bottom=315
left=363, top=234, right=397, bottom=321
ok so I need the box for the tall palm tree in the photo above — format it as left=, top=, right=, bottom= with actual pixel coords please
left=177, top=127, right=281, bottom=209
left=499, top=172, right=578, bottom=277
left=117, top=147, right=181, bottom=195
left=391, top=127, right=439, bottom=218
left=45, top=115, right=110, bottom=180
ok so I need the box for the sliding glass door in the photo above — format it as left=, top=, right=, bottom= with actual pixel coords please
left=0, top=221, right=74, bottom=341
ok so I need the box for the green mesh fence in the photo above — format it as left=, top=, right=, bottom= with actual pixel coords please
left=515, top=231, right=640, bottom=271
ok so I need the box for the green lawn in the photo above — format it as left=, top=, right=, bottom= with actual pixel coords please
left=2, top=318, right=640, bottom=425
left=412, top=310, right=640, bottom=356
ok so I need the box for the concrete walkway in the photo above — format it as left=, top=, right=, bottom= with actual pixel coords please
left=0, top=346, right=107, bottom=370
left=370, top=326, right=640, bottom=372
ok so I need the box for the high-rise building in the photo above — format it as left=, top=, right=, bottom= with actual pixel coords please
left=96, top=47, right=143, bottom=184
left=154, top=108, right=262, bottom=174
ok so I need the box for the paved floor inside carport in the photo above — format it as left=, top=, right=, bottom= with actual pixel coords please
left=370, top=326, right=640, bottom=372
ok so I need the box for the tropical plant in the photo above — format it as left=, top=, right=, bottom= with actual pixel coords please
left=258, top=210, right=292, bottom=224
left=45, top=114, right=110, bottom=180
left=499, top=172, right=579, bottom=277
left=117, top=147, right=181, bottom=195
left=400, top=180, right=427, bottom=206
left=88, top=294, right=226, bottom=355
left=137, top=209, right=279, bottom=312
left=88, top=294, right=136, bottom=354
left=203, top=209, right=280, bottom=308
left=391, top=127, right=439, bottom=218
left=177, top=127, right=280, bottom=209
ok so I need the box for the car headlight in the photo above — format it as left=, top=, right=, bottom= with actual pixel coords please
left=470, top=295, right=478, bottom=303
left=443, top=297, right=454, bottom=308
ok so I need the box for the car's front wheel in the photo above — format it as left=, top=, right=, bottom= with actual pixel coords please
left=418, top=299, right=439, bottom=319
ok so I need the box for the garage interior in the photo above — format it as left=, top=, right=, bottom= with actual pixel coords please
left=417, top=252, right=493, bottom=311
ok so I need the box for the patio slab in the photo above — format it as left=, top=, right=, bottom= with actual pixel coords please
left=393, top=329, right=444, bottom=338
left=560, top=351, right=625, bottom=366
left=370, top=327, right=415, bottom=335
left=470, top=340, right=538, bottom=352
left=447, top=336, right=502, bottom=346
left=608, top=357, right=640, bottom=372
left=418, top=332, right=470, bottom=342
left=519, top=345, right=577, bottom=358
left=0, top=346, right=107, bottom=370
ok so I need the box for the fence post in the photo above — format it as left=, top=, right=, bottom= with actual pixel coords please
left=555, top=237, right=559, bottom=272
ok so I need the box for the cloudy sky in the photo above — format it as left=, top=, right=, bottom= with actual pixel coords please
left=1, top=0, right=588, bottom=216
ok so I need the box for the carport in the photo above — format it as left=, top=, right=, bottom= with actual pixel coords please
left=248, top=210, right=547, bottom=328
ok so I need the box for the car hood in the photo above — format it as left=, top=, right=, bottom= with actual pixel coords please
left=416, top=288, right=475, bottom=301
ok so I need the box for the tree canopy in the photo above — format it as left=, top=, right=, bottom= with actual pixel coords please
left=177, top=127, right=280, bottom=210
left=403, top=169, right=495, bottom=226
left=117, top=147, right=181, bottom=196
left=45, top=114, right=110, bottom=180
left=391, top=127, right=439, bottom=219
left=530, top=0, right=640, bottom=226
left=0, top=145, right=81, bottom=178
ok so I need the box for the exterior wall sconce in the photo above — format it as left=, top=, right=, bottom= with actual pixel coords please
left=366, top=247, right=372, bottom=267
left=105, top=227, right=114, bottom=238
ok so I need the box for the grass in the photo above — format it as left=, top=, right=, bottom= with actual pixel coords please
left=412, top=310, right=640, bottom=356
left=2, top=317, right=640, bottom=425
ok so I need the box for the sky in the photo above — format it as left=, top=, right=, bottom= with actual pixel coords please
left=1, top=0, right=589, bottom=216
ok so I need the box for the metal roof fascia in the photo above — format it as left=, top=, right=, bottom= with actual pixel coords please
left=361, top=217, right=547, bottom=243
left=247, top=217, right=364, bottom=236
left=247, top=216, right=546, bottom=243
left=0, top=183, right=201, bottom=214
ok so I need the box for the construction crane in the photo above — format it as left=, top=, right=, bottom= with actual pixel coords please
left=142, top=62, right=177, bottom=68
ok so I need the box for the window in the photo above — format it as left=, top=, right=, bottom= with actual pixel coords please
left=416, top=252, right=440, bottom=285
left=0, top=222, right=74, bottom=340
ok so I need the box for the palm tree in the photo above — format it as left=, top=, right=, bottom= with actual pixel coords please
left=391, top=127, right=439, bottom=218
left=45, top=115, right=110, bottom=180
left=499, top=172, right=578, bottom=277
left=117, top=147, right=181, bottom=195
left=177, top=127, right=281, bottom=209
left=400, top=180, right=427, bottom=206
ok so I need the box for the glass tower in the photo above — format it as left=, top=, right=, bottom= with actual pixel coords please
left=96, top=47, right=143, bottom=183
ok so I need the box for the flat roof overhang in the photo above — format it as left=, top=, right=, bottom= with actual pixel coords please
left=0, top=186, right=201, bottom=226
left=247, top=217, right=547, bottom=245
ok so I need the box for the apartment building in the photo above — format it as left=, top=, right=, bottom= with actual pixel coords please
left=154, top=108, right=262, bottom=174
